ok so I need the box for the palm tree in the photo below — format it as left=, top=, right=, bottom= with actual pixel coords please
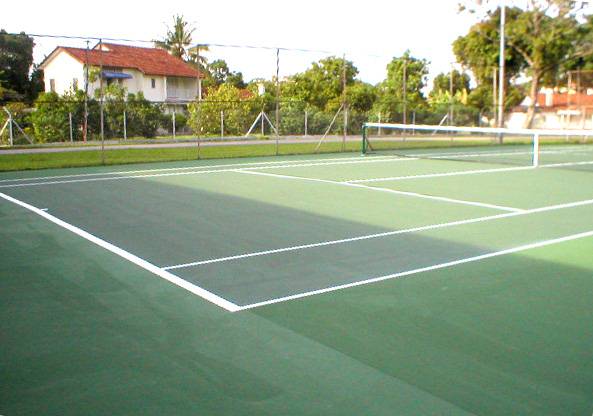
left=154, top=14, right=195, bottom=60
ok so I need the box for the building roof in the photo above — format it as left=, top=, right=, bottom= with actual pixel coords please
left=535, top=91, right=593, bottom=108
left=41, top=43, right=202, bottom=79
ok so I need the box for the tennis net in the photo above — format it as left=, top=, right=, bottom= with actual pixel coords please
left=362, top=123, right=593, bottom=171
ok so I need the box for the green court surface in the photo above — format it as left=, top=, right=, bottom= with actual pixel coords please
left=1, top=148, right=593, bottom=415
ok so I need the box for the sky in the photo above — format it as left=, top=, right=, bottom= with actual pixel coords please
left=4, top=0, right=479, bottom=87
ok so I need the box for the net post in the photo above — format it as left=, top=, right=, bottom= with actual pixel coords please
left=532, top=133, right=540, bottom=167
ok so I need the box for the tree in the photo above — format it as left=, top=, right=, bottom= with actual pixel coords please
left=430, top=70, right=471, bottom=99
left=373, top=51, right=429, bottom=122
left=205, top=59, right=246, bottom=89
left=456, top=1, right=584, bottom=127
left=187, top=84, right=258, bottom=136
left=154, top=15, right=195, bottom=60
left=283, top=57, right=358, bottom=112
left=0, top=30, right=39, bottom=102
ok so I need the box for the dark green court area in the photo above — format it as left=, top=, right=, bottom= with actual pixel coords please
left=2, top=149, right=593, bottom=415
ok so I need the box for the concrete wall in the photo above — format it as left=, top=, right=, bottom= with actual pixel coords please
left=507, top=109, right=593, bottom=130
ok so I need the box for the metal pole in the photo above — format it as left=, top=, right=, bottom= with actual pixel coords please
left=220, top=110, right=224, bottom=139
left=69, top=112, right=73, bottom=142
left=196, top=101, right=201, bottom=159
left=402, top=58, right=407, bottom=125
left=449, top=66, right=454, bottom=126
left=197, top=45, right=202, bottom=102
left=261, top=109, right=265, bottom=135
left=493, top=67, right=497, bottom=124
left=304, top=110, right=308, bottom=136
left=533, top=133, right=540, bottom=167
left=497, top=1, right=506, bottom=139
left=275, top=48, right=280, bottom=155
left=99, top=38, right=105, bottom=163
left=342, top=54, right=347, bottom=152
left=84, top=40, right=89, bottom=142
left=173, top=109, right=176, bottom=139
left=8, top=111, right=13, bottom=146
left=123, top=110, right=127, bottom=140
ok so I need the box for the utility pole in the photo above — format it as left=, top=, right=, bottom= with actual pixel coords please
left=402, top=57, right=407, bottom=125
left=99, top=39, right=105, bottom=162
left=497, top=1, right=506, bottom=140
left=342, top=54, right=347, bottom=151
left=84, top=40, right=89, bottom=142
left=275, top=48, right=280, bottom=155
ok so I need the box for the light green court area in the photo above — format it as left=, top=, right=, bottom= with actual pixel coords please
left=1, top=151, right=592, bottom=415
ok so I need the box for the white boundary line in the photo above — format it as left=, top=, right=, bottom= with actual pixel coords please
left=236, top=228, right=593, bottom=311
left=0, top=192, right=241, bottom=312
left=347, top=165, right=535, bottom=183
left=0, top=154, right=391, bottom=184
left=346, top=160, right=593, bottom=184
left=237, top=170, right=524, bottom=212
left=0, top=156, right=414, bottom=189
left=163, top=198, right=593, bottom=271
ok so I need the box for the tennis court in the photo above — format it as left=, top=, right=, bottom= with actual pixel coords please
left=2, top=128, right=593, bottom=415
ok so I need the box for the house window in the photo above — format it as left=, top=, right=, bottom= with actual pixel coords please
left=49, top=79, right=56, bottom=92
left=151, top=78, right=156, bottom=88
left=72, top=78, right=78, bottom=90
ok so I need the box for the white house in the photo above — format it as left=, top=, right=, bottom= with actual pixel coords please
left=39, top=42, right=203, bottom=107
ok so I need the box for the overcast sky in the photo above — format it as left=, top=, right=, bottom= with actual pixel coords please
left=4, top=0, right=478, bottom=86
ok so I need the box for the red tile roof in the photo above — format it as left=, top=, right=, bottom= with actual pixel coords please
left=50, top=43, right=201, bottom=79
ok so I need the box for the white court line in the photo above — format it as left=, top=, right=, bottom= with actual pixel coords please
left=236, top=228, right=593, bottom=311
left=0, top=192, right=241, bottom=312
left=0, top=156, right=415, bottom=189
left=237, top=170, right=524, bottom=212
left=346, top=160, right=593, bottom=184
left=0, top=154, right=396, bottom=184
left=347, top=165, right=535, bottom=183
left=163, top=198, right=593, bottom=271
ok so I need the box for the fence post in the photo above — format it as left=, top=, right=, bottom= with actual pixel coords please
left=123, top=110, right=127, bottom=140
left=69, top=112, right=73, bottom=142
left=173, top=109, right=176, bottom=140
left=8, top=111, right=13, bottom=146
left=304, top=110, right=308, bottom=136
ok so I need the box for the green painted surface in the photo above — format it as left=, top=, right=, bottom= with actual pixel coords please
left=2, top=153, right=592, bottom=415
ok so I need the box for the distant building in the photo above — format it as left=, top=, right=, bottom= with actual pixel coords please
left=507, top=87, right=593, bottom=129
left=39, top=42, right=203, bottom=107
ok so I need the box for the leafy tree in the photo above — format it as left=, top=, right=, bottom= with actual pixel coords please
left=346, top=82, right=377, bottom=113
left=373, top=51, right=429, bottom=122
left=205, top=59, right=246, bottom=89
left=126, top=92, right=162, bottom=138
left=430, top=70, right=471, bottom=99
left=283, top=57, right=358, bottom=112
left=0, top=30, right=39, bottom=102
left=456, top=2, right=584, bottom=127
left=188, top=84, right=258, bottom=135
left=30, top=92, right=69, bottom=142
